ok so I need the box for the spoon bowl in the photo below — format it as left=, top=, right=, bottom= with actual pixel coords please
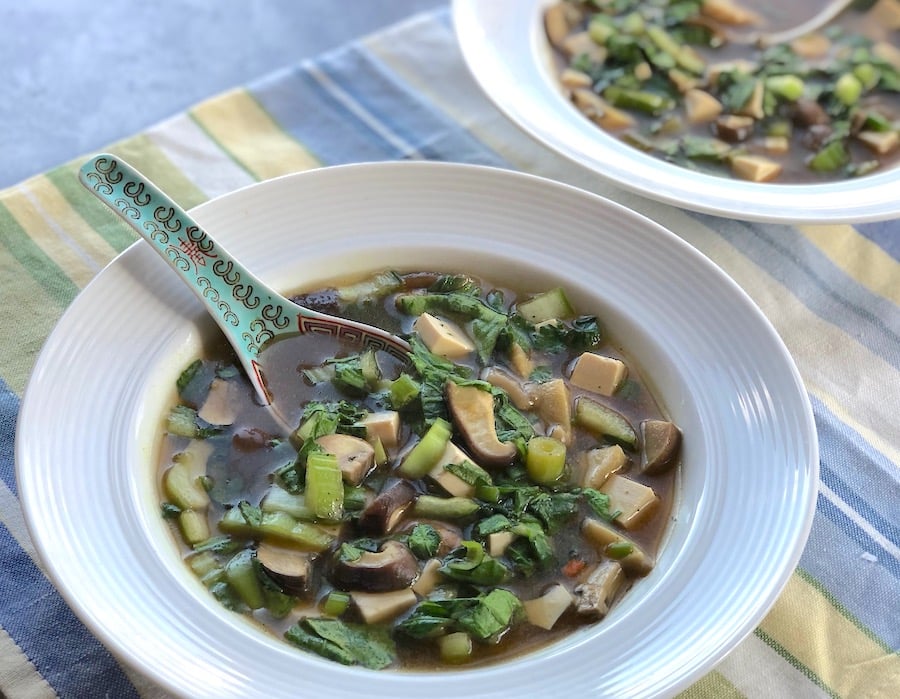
left=79, top=154, right=410, bottom=429
left=722, top=0, right=856, bottom=46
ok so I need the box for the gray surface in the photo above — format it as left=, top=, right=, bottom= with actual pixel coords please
left=2, top=0, right=447, bottom=189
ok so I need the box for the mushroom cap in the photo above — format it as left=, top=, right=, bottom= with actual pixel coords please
left=329, top=540, right=419, bottom=592
left=358, top=480, right=418, bottom=535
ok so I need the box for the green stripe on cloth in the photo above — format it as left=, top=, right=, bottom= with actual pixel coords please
left=0, top=202, right=79, bottom=307
left=756, top=627, right=837, bottom=698
left=44, top=165, right=138, bottom=253
left=676, top=670, right=743, bottom=698
left=0, top=238, right=67, bottom=392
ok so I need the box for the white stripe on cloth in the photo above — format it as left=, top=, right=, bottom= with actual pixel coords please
left=0, top=629, right=57, bottom=699
left=145, top=113, right=257, bottom=200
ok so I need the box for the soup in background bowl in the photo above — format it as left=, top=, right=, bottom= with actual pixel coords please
left=17, top=162, right=818, bottom=698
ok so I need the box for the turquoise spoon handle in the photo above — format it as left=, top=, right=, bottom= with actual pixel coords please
left=79, top=153, right=408, bottom=403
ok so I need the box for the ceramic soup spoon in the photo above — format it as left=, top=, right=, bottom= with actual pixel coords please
left=79, top=153, right=410, bottom=429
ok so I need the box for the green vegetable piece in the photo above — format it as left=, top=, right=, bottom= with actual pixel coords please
left=606, top=540, right=635, bottom=559
left=574, top=397, right=637, bottom=447
left=765, top=74, right=804, bottom=101
left=166, top=404, right=219, bottom=439
left=525, top=436, right=567, bottom=485
left=439, top=540, right=509, bottom=586
left=178, top=509, right=210, bottom=545
left=646, top=25, right=705, bottom=74
left=516, top=287, right=575, bottom=324
left=305, top=452, right=344, bottom=521
left=398, top=417, right=452, bottom=478
left=224, top=549, right=265, bottom=610
left=439, top=632, right=473, bottom=664
left=455, top=588, right=522, bottom=641
left=588, top=15, right=615, bottom=45
left=389, top=373, right=420, bottom=408
left=603, top=85, right=674, bottom=115
left=808, top=140, right=850, bottom=172
left=413, top=495, right=480, bottom=520
left=285, top=618, right=395, bottom=670
left=322, top=591, right=351, bottom=617
left=834, top=73, right=863, bottom=106
left=407, top=523, right=442, bottom=559
left=163, top=459, right=210, bottom=511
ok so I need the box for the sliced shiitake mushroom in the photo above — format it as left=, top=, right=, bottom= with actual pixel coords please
left=445, top=381, right=517, bottom=467
left=329, top=539, right=419, bottom=592
left=256, top=542, right=312, bottom=596
left=640, top=420, right=683, bottom=475
left=357, top=480, right=417, bottom=535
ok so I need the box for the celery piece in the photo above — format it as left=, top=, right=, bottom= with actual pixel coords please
left=178, top=509, right=211, bottom=545
left=808, top=140, right=850, bottom=172
left=853, top=63, right=880, bottom=90
left=525, top=437, right=567, bottom=485
left=439, top=632, right=473, bottom=664
left=765, top=75, right=804, bottom=101
left=398, top=417, right=452, bottom=478
left=516, top=287, right=575, bottom=324
left=225, top=549, right=265, bottom=610
left=261, top=486, right=315, bottom=521
left=603, top=85, right=674, bottom=116
left=413, top=495, right=480, bottom=520
left=646, top=25, right=704, bottom=74
left=305, top=452, right=344, bottom=521
left=588, top=15, right=615, bottom=45
left=163, top=461, right=210, bottom=511
left=834, top=73, right=863, bottom=106
left=389, top=373, right=420, bottom=408
left=574, top=397, right=637, bottom=447
left=322, top=590, right=351, bottom=617
left=334, top=271, right=402, bottom=303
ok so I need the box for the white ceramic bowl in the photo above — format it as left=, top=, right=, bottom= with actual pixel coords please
left=16, top=162, right=818, bottom=698
left=452, top=0, right=900, bottom=223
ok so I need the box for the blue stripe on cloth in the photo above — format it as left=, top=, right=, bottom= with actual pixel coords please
left=800, top=513, right=900, bottom=651
left=1, top=379, right=140, bottom=697
left=694, top=214, right=900, bottom=370
left=0, top=521, right=141, bottom=699
left=311, top=44, right=509, bottom=166
left=816, top=400, right=900, bottom=554
left=249, top=38, right=508, bottom=168
left=857, top=220, right=900, bottom=261
left=1, top=381, right=18, bottom=496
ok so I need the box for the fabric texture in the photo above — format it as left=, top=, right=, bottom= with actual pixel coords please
left=1, top=8, right=898, bottom=698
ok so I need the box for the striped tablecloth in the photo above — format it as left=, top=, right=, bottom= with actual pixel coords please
left=2, top=8, right=898, bottom=699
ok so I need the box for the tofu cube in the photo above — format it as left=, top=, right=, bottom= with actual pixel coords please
left=581, top=444, right=627, bottom=489
left=428, top=441, right=477, bottom=497
left=524, top=584, right=574, bottom=630
left=599, top=474, right=659, bottom=530
left=361, top=410, right=401, bottom=448
left=413, top=313, right=474, bottom=359
left=569, top=353, right=628, bottom=396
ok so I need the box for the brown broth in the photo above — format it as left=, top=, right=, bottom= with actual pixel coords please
left=158, top=270, right=681, bottom=671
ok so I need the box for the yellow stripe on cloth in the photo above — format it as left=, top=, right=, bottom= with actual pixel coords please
left=799, top=224, right=900, bottom=305
left=190, top=88, right=320, bottom=181
left=1, top=186, right=101, bottom=289
left=23, top=175, right=119, bottom=270
left=760, top=573, right=900, bottom=698
left=678, top=670, right=744, bottom=698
